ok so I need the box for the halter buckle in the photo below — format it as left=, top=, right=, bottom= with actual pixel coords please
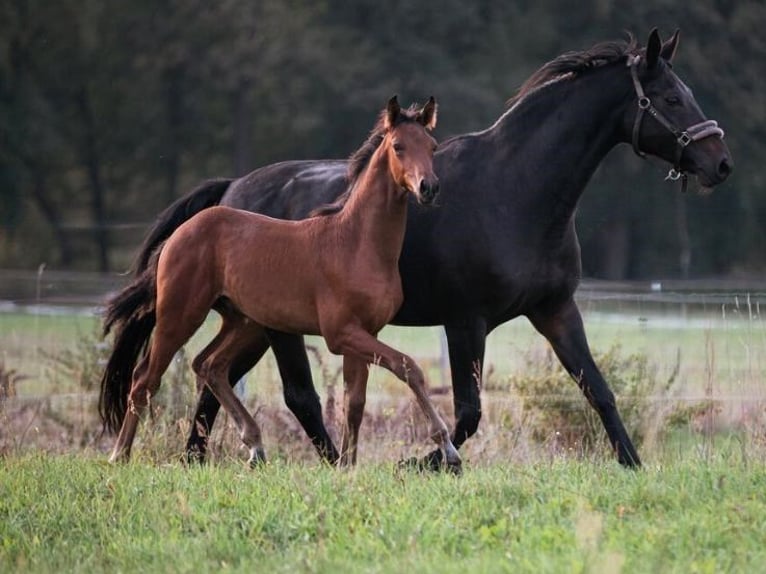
left=665, top=168, right=682, bottom=182
left=637, top=96, right=651, bottom=110
left=677, top=132, right=692, bottom=147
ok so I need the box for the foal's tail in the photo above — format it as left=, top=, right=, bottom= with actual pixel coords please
left=98, top=257, right=159, bottom=434
left=131, top=178, right=232, bottom=275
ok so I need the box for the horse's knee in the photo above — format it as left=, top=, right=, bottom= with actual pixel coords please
left=401, top=361, right=426, bottom=389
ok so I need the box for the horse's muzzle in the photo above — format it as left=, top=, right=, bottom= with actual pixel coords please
left=418, top=179, right=440, bottom=205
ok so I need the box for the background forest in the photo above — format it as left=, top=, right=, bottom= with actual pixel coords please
left=0, top=0, right=763, bottom=279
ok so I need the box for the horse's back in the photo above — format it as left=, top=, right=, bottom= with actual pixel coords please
left=223, top=160, right=349, bottom=219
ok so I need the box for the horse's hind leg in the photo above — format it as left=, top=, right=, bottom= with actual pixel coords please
left=186, top=328, right=270, bottom=464
left=110, top=290, right=211, bottom=463
left=195, top=313, right=267, bottom=466
left=109, top=321, right=199, bottom=462
left=327, top=327, right=461, bottom=471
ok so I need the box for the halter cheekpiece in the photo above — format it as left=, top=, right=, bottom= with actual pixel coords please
left=627, top=54, right=724, bottom=192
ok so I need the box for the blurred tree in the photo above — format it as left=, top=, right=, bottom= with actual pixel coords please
left=0, top=0, right=761, bottom=277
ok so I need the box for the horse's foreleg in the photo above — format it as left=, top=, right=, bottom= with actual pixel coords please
left=339, top=355, right=368, bottom=466
left=327, top=327, right=461, bottom=471
left=267, top=329, right=339, bottom=464
left=528, top=298, right=642, bottom=468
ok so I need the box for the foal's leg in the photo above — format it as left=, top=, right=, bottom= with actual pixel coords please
left=186, top=328, right=270, bottom=463
left=327, top=326, right=461, bottom=470
left=528, top=297, right=641, bottom=467
left=195, top=315, right=267, bottom=466
left=339, top=355, right=368, bottom=466
left=110, top=318, right=202, bottom=463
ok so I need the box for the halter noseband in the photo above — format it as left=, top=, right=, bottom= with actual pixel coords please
left=627, top=54, right=724, bottom=192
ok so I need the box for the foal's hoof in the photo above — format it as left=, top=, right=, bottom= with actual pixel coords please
left=248, top=448, right=267, bottom=468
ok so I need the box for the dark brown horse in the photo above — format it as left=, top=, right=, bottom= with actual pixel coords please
left=99, top=96, right=461, bottom=469
left=126, top=30, right=733, bottom=469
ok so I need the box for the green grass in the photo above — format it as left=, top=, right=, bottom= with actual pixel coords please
left=1, top=302, right=766, bottom=572
left=1, top=448, right=765, bottom=573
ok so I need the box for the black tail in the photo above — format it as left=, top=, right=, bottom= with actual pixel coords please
left=98, top=259, right=159, bottom=434
left=132, top=178, right=232, bottom=274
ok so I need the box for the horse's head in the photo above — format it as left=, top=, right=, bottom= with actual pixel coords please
left=625, top=29, right=732, bottom=188
left=383, top=95, right=440, bottom=205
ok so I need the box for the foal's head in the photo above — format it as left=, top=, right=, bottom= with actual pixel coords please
left=380, top=95, right=440, bottom=205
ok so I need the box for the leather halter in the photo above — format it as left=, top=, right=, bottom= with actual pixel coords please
left=627, top=55, right=724, bottom=192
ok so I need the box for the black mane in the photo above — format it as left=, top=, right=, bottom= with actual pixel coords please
left=508, top=34, right=639, bottom=108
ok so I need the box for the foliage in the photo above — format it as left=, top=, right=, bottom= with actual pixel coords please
left=506, top=345, right=684, bottom=455
left=41, top=328, right=110, bottom=392
left=0, top=1, right=762, bottom=276
left=0, top=361, right=26, bottom=406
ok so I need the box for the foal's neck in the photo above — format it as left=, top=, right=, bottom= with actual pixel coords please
left=339, top=147, right=409, bottom=264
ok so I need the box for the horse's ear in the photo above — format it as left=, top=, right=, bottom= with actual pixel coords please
left=661, top=29, right=680, bottom=62
left=646, top=28, right=662, bottom=69
left=418, top=96, right=438, bottom=131
left=385, top=95, right=401, bottom=129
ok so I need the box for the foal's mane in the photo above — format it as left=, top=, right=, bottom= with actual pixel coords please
left=507, top=33, right=640, bottom=109
left=310, top=104, right=424, bottom=217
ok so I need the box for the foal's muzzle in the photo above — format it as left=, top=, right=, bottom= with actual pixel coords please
left=418, top=178, right=440, bottom=205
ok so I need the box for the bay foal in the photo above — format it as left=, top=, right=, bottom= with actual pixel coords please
left=99, top=96, right=461, bottom=470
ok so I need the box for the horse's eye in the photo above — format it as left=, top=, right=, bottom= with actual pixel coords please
left=665, top=95, right=681, bottom=106
left=393, top=143, right=404, bottom=154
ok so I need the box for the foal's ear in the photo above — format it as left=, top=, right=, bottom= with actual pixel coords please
left=645, top=28, right=662, bottom=69
left=661, top=29, right=680, bottom=62
left=418, top=96, right=438, bottom=131
left=385, top=95, right=401, bottom=129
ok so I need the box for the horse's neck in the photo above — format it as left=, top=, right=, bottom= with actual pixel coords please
left=338, top=156, right=408, bottom=264
left=488, top=67, right=629, bottom=224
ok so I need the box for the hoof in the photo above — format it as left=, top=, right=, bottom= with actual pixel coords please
left=446, top=460, right=463, bottom=476
left=397, top=449, right=445, bottom=473
left=184, top=448, right=206, bottom=466
left=248, top=447, right=267, bottom=468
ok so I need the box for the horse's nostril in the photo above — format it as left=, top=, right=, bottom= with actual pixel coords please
left=718, top=157, right=733, bottom=178
left=420, top=180, right=439, bottom=201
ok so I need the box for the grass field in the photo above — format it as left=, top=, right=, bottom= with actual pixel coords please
left=1, top=295, right=766, bottom=572
left=2, top=449, right=765, bottom=573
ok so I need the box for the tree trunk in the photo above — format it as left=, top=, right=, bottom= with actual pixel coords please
left=232, top=77, right=252, bottom=176
left=75, top=86, right=110, bottom=272
left=29, top=171, right=74, bottom=266
left=163, top=66, right=183, bottom=206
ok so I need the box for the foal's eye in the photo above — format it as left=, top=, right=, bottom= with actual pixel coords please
left=664, top=95, right=681, bottom=106
left=393, top=143, right=404, bottom=155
